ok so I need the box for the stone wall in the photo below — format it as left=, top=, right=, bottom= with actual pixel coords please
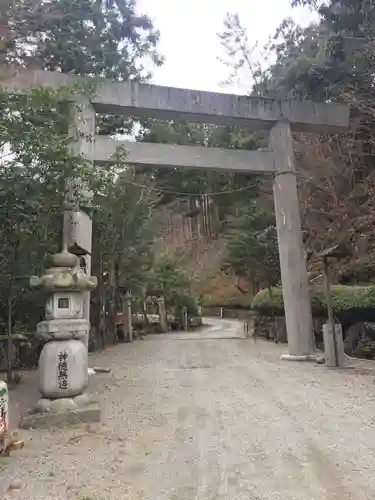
left=253, top=315, right=287, bottom=342
left=203, top=307, right=327, bottom=344
left=253, top=314, right=326, bottom=344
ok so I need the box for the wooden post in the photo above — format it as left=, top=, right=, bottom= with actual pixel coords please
left=322, top=258, right=339, bottom=367
left=157, top=297, right=168, bottom=333
left=122, top=292, right=133, bottom=342
left=182, top=306, right=188, bottom=331
left=270, top=121, right=316, bottom=360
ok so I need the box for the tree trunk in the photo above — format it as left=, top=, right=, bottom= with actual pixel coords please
left=109, top=261, right=118, bottom=344
left=7, top=292, right=12, bottom=383
left=140, top=299, right=149, bottom=327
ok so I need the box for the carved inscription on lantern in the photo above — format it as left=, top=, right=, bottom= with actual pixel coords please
left=57, top=351, right=68, bottom=389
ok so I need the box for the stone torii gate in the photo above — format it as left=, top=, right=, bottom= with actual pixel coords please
left=4, top=69, right=349, bottom=425
left=5, top=69, right=350, bottom=360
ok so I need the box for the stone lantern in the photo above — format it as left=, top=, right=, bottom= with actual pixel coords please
left=22, top=248, right=99, bottom=426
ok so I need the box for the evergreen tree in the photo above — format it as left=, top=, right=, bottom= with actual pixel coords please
left=0, top=0, right=163, bottom=349
left=225, top=202, right=280, bottom=291
left=5, top=0, right=163, bottom=80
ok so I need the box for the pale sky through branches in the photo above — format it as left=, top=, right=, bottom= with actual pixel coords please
left=136, top=0, right=318, bottom=94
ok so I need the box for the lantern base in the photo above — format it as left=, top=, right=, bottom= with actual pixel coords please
left=20, top=394, right=100, bottom=429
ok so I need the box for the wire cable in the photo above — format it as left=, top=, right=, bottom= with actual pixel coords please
left=0, top=180, right=263, bottom=216
left=120, top=179, right=262, bottom=197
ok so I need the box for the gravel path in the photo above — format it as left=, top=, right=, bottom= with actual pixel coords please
left=1, top=319, right=375, bottom=499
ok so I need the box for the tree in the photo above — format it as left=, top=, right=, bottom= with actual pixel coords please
left=5, top=0, right=163, bottom=79
left=146, top=258, right=200, bottom=322
left=225, top=202, right=280, bottom=292
left=0, top=82, right=117, bottom=370
left=0, top=0, right=164, bottom=353
left=3, top=0, right=163, bottom=135
left=219, top=0, right=375, bottom=284
left=137, top=119, right=263, bottom=236
left=218, top=12, right=268, bottom=95
left=89, top=166, right=157, bottom=345
left=92, top=167, right=157, bottom=295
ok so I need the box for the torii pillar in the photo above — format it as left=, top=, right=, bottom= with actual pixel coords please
left=64, top=98, right=96, bottom=349
left=270, top=121, right=316, bottom=360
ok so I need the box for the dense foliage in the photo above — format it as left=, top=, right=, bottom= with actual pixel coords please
left=225, top=202, right=280, bottom=291
left=0, top=0, right=166, bottom=360
left=146, top=259, right=199, bottom=319
left=137, top=120, right=262, bottom=218
left=0, top=84, right=106, bottom=328
left=215, top=0, right=375, bottom=291
left=251, top=285, right=375, bottom=317
left=4, top=0, right=163, bottom=78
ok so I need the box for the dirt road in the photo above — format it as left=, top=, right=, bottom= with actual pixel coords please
left=2, top=319, right=375, bottom=499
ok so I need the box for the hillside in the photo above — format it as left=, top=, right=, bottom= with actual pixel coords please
left=152, top=142, right=375, bottom=308
left=153, top=204, right=256, bottom=308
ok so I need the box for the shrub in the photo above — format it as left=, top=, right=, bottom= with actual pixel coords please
left=251, top=285, right=375, bottom=317
left=174, top=294, right=200, bottom=318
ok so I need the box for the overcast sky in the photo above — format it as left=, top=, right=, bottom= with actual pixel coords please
left=136, top=0, right=318, bottom=93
